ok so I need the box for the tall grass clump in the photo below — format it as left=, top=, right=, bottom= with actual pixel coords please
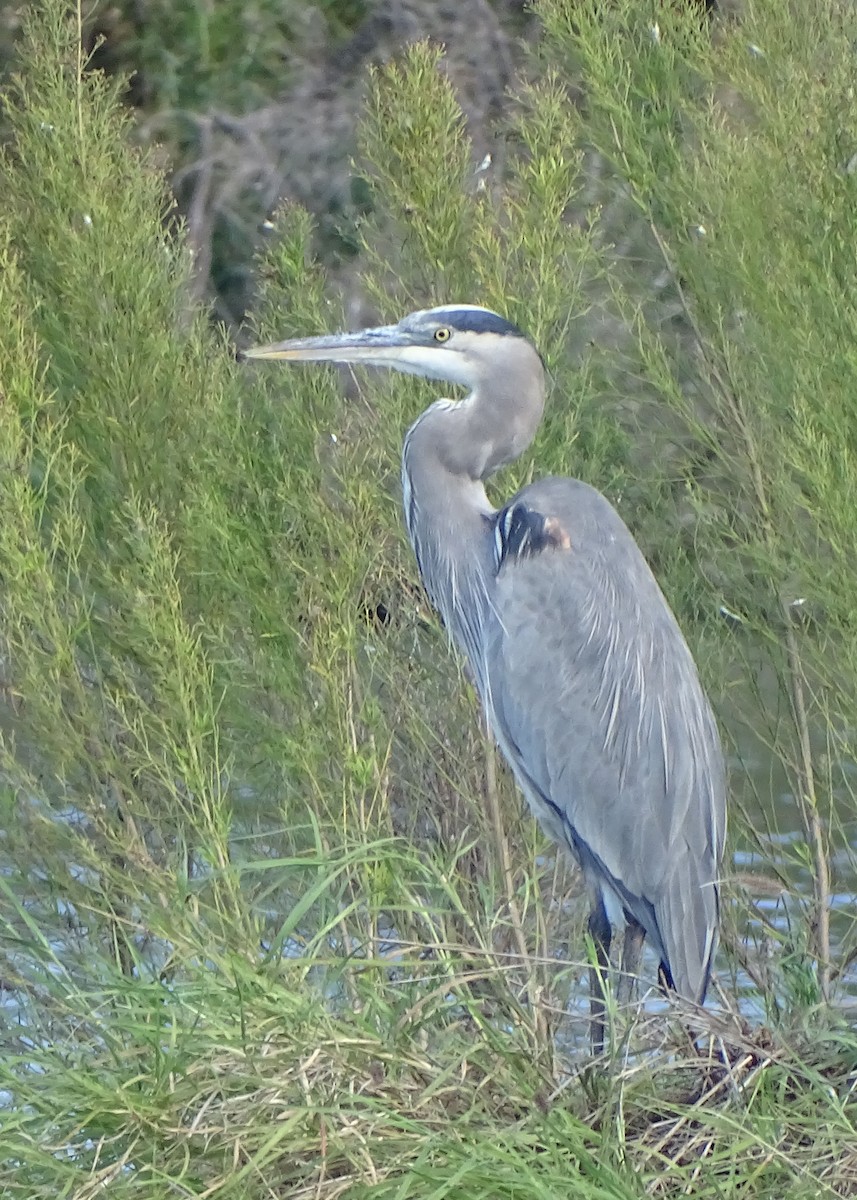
left=1, top=0, right=857, bottom=1197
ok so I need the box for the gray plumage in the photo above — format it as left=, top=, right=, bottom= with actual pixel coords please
left=245, top=304, right=727, bottom=1047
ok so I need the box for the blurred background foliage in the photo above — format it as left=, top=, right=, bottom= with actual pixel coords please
left=2, top=0, right=857, bottom=1196
left=0, top=0, right=535, bottom=322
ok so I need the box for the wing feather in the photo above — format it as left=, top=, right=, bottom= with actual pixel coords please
left=484, top=477, right=726, bottom=1001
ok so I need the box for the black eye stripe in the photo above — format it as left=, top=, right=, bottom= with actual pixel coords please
left=432, top=310, right=526, bottom=337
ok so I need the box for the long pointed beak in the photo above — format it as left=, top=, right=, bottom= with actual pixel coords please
left=243, top=325, right=412, bottom=368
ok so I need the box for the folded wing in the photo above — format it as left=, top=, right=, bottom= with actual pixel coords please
left=483, top=477, right=725, bottom=1001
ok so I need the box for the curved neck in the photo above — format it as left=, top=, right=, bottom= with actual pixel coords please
left=402, top=418, right=495, bottom=597
left=400, top=343, right=544, bottom=676
left=402, top=439, right=496, bottom=682
left=434, top=338, right=546, bottom=482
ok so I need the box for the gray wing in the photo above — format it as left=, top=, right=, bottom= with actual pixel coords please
left=483, top=476, right=726, bottom=1002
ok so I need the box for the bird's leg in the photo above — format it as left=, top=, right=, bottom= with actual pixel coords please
left=587, top=892, right=612, bottom=1055
left=618, top=916, right=646, bottom=1006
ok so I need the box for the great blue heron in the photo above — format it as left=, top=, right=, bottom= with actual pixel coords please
left=245, top=304, right=727, bottom=1050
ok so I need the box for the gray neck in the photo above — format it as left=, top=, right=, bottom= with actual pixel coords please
left=434, top=338, right=546, bottom=482
left=401, top=340, right=545, bottom=679
left=402, top=434, right=496, bottom=682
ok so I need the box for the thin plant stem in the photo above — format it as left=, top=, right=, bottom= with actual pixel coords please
left=612, top=148, right=833, bottom=995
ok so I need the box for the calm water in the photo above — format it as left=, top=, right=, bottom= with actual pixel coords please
left=3, top=670, right=857, bottom=1046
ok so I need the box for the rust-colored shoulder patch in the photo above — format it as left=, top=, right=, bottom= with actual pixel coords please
left=542, top=516, right=572, bottom=551
left=494, top=503, right=572, bottom=570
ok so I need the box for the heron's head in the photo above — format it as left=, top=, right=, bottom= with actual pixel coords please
left=243, top=305, right=542, bottom=392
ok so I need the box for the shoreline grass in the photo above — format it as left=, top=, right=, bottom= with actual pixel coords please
left=3, top=838, right=857, bottom=1197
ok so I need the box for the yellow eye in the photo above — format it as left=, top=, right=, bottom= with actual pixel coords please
left=433, top=327, right=451, bottom=343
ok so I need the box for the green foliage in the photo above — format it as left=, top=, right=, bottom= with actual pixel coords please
left=88, top=0, right=368, bottom=115
left=359, top=44, right=604, bottom=506
left=2, top=0, right=857, bottom=1197
left=539, top=0, right=857, bottom=1001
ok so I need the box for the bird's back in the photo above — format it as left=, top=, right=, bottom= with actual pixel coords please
left=482, top=476, right=726, bottom=1002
